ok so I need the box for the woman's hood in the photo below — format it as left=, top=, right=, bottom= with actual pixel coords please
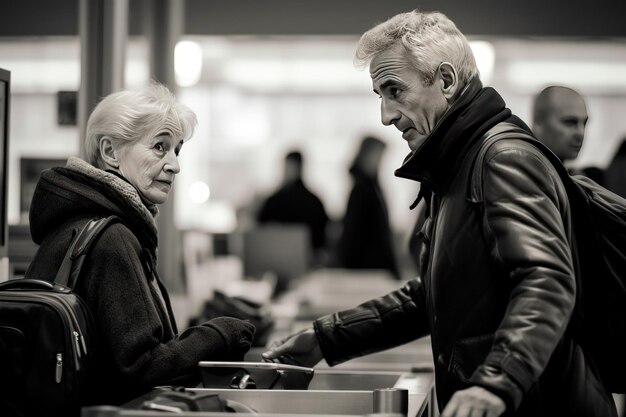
left=29, top=157, right=158, bottom=247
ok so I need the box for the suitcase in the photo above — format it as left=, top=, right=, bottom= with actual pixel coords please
left=0, top=216, right=119, bottom=417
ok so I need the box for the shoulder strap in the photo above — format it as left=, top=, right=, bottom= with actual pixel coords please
left=54, top=215, right=121, bottom=289
left=469, top=122, right=575, bottom=202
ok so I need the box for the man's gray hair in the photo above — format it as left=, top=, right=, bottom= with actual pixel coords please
left=84, top=82, right=198, bottom=169
left=355, top=10, right=479, bottom=86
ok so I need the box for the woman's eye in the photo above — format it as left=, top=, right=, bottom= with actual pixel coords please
left=390, top=87, right=400, bottom=98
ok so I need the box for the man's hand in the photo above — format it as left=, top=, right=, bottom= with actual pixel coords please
left=262, top=328, right=323, bottom=368
left=441, top=386, right=506, bottom=417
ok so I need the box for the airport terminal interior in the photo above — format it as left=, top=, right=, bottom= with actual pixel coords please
left=1, top=1, right=626, bottom=416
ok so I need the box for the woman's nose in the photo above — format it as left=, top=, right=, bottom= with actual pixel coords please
left=164, top=152, right=180, bottom=174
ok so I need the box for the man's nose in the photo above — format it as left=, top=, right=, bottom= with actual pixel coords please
left=381, top=100, right=399, bottom=126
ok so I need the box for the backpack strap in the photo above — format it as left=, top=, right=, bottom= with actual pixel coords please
left=469, top=122, right=574, bottom=203
left=54, top=215, right=121, bottom=289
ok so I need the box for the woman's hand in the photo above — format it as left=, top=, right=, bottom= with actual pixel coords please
left=441, top=386, right=506, bottom=417
left=262, top=328, right=323, bottom=368
left=206, top=316, right=256, bottom=359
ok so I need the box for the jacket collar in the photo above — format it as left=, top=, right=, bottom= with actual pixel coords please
left=394, top=77, right=511, bottom=191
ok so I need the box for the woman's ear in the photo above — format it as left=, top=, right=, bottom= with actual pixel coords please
left=99, top=136, right=120, bottom=169
left=438, top=62, right=459, bottom=101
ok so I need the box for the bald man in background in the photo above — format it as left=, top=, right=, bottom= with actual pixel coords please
left=532, top=85, right=607, bottom=184
left=533, top=85, right=624, bottom=416
left=532, top=85, right=589, bottom=163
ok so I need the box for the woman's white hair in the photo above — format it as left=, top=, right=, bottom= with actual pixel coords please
left=355, top=10, right=479, bottom=86
left=85, top=82, right=198, bottom=169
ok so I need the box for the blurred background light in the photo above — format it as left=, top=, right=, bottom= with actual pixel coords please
left=175, top=40, right=203, bottom=87
left=221, top=58, right=371, bottom=93
left=189, top=180, right=211, bottom=204
left=469, top=40, right=495, bottom=85
left=507, top=61, right=626, bottom=90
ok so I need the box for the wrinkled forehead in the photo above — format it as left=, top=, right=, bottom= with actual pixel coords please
left=369, top=43, right=411, bottom=82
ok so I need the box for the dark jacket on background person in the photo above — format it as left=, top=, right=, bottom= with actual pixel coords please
left=313, top=78, right=616, bottom=416
left=257, top=178, right=329, bottom=251
left=335, top=167, right=399, bottom=279
left=26, top=157, right=254, bottom=406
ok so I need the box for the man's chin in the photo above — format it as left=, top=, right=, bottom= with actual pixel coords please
left=408, top=137, right=425, bottom=152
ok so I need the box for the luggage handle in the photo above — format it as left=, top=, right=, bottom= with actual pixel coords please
left=0, top=278, right=57, bottom=291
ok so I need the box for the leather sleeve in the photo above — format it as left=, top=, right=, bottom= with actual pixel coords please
left=313, top=279, right=429, bottom=366
left=469, top=141, right=576, bottom=410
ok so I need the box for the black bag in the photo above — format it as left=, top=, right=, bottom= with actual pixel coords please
left=470, top=122, right=626, bottom=393
left=0, top=216, right=120, bottom=417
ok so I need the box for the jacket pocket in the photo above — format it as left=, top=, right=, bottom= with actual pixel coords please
left=449, top=333, right=495, bottom=383
left=337, top=309, right=378, bottom=327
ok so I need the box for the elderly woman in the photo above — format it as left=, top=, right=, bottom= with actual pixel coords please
left=26, top=84, right=255, bottom=406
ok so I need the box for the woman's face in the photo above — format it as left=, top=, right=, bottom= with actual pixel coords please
left=117, top=133, right=183, bottom=205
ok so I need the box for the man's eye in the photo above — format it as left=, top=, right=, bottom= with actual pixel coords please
left=154, top=143, right=165, bottom=152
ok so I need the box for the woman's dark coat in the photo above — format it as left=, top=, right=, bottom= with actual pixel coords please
left=26, top=157, right=252, bottom=406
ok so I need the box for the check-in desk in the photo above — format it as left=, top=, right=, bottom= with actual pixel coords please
left=82, top=270, right=438, bottom=417
left=82, top=371, right=433, bottom=417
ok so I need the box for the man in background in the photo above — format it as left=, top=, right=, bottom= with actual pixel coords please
left=532, top=85, right=588, bottom=163
left=532, top=85, right=605, bottom=184
left=257, top=150, right=329, bottom=266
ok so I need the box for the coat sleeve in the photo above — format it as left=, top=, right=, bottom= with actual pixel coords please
left=313, top=279, right=429, bottom=366
left=84, top=223, right=252, bottom=391
left=469, top=141, right=576, bottom=411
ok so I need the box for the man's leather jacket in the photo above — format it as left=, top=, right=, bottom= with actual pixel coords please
left=313, top=78, right=615, bottom=416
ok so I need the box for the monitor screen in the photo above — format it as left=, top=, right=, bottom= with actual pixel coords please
left=0, top=68, right=10, bottom=261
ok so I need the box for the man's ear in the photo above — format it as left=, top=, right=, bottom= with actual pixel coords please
left=438, top=62, right=459, bottom=101
left=99, top=136, right=120, bottom=169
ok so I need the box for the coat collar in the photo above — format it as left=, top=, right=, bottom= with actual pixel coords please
left=66, top=157, right=159, bottom=234
left=394, top=77, right=511, bottom=191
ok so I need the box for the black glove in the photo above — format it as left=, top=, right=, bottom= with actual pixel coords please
left=205, top=316, right=256, bottom=359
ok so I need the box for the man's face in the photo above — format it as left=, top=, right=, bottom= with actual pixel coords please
left=370, top=43, right=450, bottom=152
left=535, top=91, right=588, bottom=162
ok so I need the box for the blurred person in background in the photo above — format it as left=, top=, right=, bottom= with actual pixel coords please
left=334, top=136, right=400, bottom=279
left=264, top=10, right=618, bottom=417
left=257, top=150, right=330, bottom=266
left=532, top=85, right=605, bottom=185
left=25, top=84, right=255, bottom=407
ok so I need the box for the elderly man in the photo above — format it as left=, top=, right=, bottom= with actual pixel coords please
left=263, top=10, right=617, bottom=417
